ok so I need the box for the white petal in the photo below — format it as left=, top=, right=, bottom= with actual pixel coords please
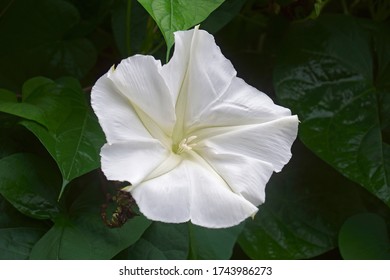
left=197, top=149, right=273, bottom=206
left=132, top=155, right=258, bottom=228
left=188, top=154, right=258, bottom=228
left=108, top=55, right=176, bottom=137
left=100, top=139, right=169, bottom=185
left=131, top=159, right=191, bottom=224
left=162, top=27, right=237, bottom=141
left=166, top=28, right=294, bottom=134
left=187, top=77, right=293, bottom=133
left=184, top=29, right=237, bottom=122
left=91, top=69, right=152, bottom=144
left=196, top=116, right=299, bottom=172
left=161, top=29, right=194, bottom=102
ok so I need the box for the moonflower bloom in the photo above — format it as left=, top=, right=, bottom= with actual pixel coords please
left=91, top=26, right=298, bottom=228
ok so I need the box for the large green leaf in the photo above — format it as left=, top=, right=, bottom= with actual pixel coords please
left=30, top=181, right=151, bottom=260
left=0, top=153, right=61, bottom=220
left=30, top=216, right=150, bottom=260
left=274, top=15, right=390, bottom=207
left=0, top=195, right=49, bottom=229
left=137, top=0, right=224, bottom=57
left=122, top=221, right=243, bottom=260
left=239, top=141, right=384, bottom=259
left=339, top=213, right=390, bottom=260
left=0, top=77, right=106, bottom=195
left=126, top=222, right=189, bottom=259
left=0, top=227, right=46, bottom=260
left=0, top=0, right=97, bottom=90
left=189, top=223, right=244, bottom=260
left=0, top=196, right=48, bottom=260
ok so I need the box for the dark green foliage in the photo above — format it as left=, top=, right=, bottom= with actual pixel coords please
left=274, top=15, right=390, bottom=207
left=339, top=213, right=390, bottom=259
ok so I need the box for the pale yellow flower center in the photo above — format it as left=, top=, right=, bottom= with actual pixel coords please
left=173, top=135, right=198, bottom=154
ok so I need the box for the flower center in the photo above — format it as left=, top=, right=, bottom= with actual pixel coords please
left=173, top=135, right=198, bottom=154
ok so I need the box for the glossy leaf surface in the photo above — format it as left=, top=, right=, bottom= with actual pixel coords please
left=0, top=153, right=61, bottom=220
left=0, top=77, right=105, bottom=195
left=239, top=141, right=381, bottom=259
left=274, top=16, right=390, bottom=206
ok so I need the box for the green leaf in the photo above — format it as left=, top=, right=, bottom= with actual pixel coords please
left=0, top=195, right=49, bottom=228
left=0, top=227, right=46, bottom=260
left=274, top=15, right=390, bottom=207
left=126, top=221, right=243, bottom=260
left=126, top=222, right=189, bottom=259
left=30, top=215, right=150, bottom=260
left=189, top=223, right=244, bottom=259
left=0, top=195, right=49, bottom=260
left=0, top=77, right=106, bottom=195
left=239, top=141, right=383, bottom=259
left=122, top=221, right=243, bottom=260
left=137, top=0, right=224, bottom=57
left=339, top=213, right=390, bottom=259
left=30, top=181, right=151, bottom=260
left=0, top=89, right=16, bottom=102
left=0, top=153, right=61, bottom=220
left=0, top=78, right=105, bottom=197
left=0, top=101, right=48, bottom=128
left=202, top=0, right=247, bottom=34
left=0, top=0, right=97, bottom=90
left=111, top=0, right=150, bottom=57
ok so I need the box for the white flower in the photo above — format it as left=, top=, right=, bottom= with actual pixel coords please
left=91, top=26, right=298, bottom=228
